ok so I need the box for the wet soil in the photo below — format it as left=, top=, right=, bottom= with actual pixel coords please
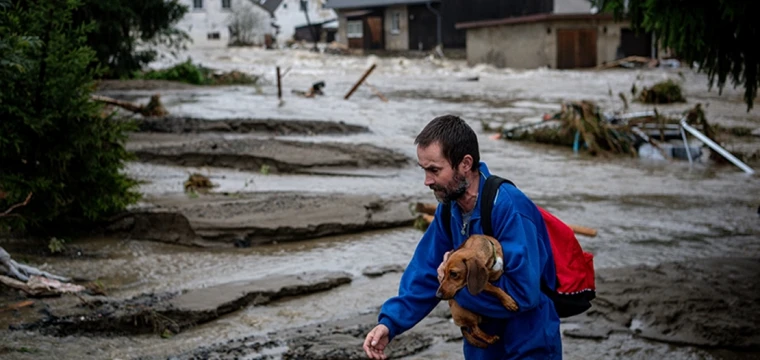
left=106, top=192, right=417, bottom=246
left=128, top=136, right=411, bottom=174
left=7, top=271, right=352, bottom=337
left=116, top=257, right=760, bottom=359
left=131, top=116, right=369, bottom=136
left=566, top=258, right=760, bottom=350
left=96, top=79, right=201, bottom=91
left=2, top=49, right=759, bottom=360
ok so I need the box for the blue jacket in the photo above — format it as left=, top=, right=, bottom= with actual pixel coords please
left=378, top=162, right=561, bottom=359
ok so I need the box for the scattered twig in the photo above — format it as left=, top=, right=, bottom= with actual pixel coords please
left=364, top=82, right=388, bottom=102
left=0, top=192, right=32, bottom=218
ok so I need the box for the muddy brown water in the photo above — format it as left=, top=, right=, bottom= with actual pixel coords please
left=2, top=49, right=760, bottom=359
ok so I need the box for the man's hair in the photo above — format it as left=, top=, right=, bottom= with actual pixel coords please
left=414, top=115, right=480, bottom=172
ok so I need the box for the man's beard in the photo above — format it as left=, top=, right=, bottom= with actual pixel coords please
left=431, top=171, right=468, bottom=204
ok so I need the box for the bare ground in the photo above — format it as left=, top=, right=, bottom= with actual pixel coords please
left=127, top=135, right=410, bottom=174
left=120, top=257, right=760, bottom=359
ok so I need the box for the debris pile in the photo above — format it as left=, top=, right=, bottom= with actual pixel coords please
left=184, top=173, right=214, bottom=194
left=506, top=101, right=640, bottom=157
left=637, top=80, right=686, bottom=104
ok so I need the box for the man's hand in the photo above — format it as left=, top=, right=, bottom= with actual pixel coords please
left=363, top=324, right=390, bottom=359
left=437, top=251, right=452, bottom=283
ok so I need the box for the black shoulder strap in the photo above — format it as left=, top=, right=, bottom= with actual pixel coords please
left=481, top=175, right=515, bottom=237
left=442, top=201, right=452, bottom=240
left=442, top=175, right=516, bottom=240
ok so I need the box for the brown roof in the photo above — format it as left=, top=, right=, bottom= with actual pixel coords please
left=455, top=13, right=616, bottom=30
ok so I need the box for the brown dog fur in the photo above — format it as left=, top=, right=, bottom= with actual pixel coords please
left=436, top=234, right=519, bottom=348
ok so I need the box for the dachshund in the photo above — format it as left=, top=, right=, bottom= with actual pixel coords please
left=436, top=234, right=519, bottom=348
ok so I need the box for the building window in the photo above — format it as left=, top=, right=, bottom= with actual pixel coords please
left=207, top=32, right=220, bottom=40
left=347, top=20, right=363, bottom=39
left=222, top=0, right=231, bottom=9
left=193, top=0, right=203, bottom=9
left=391, top=12, right=400, bottom=34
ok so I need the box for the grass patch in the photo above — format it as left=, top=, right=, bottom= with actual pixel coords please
left=136, top=59, right=258, bottom=86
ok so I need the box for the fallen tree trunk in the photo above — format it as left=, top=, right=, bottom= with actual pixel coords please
left=1, top=247, right=70, bottom=282
left=0, top=247, right=85, bottom=296
left=91, top=94, right=168, bottom=117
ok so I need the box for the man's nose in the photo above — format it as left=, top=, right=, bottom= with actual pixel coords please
left=424, top=174, right=435, bottom=186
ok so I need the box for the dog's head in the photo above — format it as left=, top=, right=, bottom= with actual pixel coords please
left=435, top=248, right=489, bottom=300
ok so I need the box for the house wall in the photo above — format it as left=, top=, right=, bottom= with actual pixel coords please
left=176, top=0, right=273, bottom=48
left=336, top=12, right=348, bottom=46
left=176, top=0, right=234, bottom=47
left=272, top=0, right=336, bottom=43
left=383, top=5, right=408, bottom=50
left=553, top=0, right=593, bottom=14
left=466, top=18, right=629, bottom=69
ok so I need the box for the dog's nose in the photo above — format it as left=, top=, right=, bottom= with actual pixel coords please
left=435, top=290, right=443, bottom=299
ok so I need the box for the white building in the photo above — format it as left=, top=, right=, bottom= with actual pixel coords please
left=176, top=0, right=276, bottom=48
left=258, top=0, right=337, bottom=44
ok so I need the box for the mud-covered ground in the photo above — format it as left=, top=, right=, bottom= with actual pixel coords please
left=2, top=47, right=759, bottom=360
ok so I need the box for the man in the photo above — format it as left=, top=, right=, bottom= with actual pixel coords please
left=363, top=115, right=561, bottom=359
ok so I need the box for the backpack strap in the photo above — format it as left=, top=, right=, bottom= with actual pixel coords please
left=441, top=175, right=516, bottom=241
left=442, top=201, right=452, bottom=240
left=481, top=175, right=515, bottom=237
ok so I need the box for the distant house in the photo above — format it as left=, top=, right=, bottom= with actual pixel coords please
left=259, top=0, right=338, bottom=44
left=456, top=0, right=656, bottom=69
left=294, top=19, right=339, bottom=42
left=324, top=0, right=554, bottom=52
left=176, top=0, right=276, bottom=47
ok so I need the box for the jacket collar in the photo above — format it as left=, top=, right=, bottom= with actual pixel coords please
left=452, top=162, right=491, bottom=223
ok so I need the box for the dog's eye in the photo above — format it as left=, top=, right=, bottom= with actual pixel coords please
left=449, top=271, right=458, bottom=279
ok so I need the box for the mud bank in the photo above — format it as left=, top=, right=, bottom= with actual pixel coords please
left=96, top=79, right=200, bottom=91
left=12, top=271, right=351, bottom=337
left=566, top=257, right=760, bottom=350
left=147, top=303, right=458, bottom=360
left=131, top=116, right=369, bottom=136
left=128, top=137, right=410, bottom=174
left=142, top=257, right=760, bottom=359
left=108, top=192, right=417, bottom=246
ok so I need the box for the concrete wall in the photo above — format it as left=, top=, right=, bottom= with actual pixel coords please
left=466, top=18, right=630, bottom=69
left=466, top=22, right=550, bottom=69
left=383, top=5, right=408, bottom=50
left=553, top=0, right=594, bottom=14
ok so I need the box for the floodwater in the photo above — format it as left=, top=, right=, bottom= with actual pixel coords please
left=2, top=47, right=760, bottom=360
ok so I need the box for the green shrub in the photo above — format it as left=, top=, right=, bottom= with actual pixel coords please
left=142, top=59, right=208, bottom=85
left=0, top=0, right=140, bottom=234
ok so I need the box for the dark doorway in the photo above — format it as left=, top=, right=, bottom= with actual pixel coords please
left=408, top=4, right=438, bottom=50
left=620, top=28, right=652, bottom=58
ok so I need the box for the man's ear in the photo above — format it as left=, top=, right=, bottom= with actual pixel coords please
left=459, top=154, right=474, bottom=173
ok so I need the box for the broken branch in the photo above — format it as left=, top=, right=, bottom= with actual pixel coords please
left=0, top=192, right=32, bottom=218
left=344, top=64, right=377, bottom=100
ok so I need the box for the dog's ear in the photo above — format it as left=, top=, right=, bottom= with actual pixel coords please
left=465, top=257, right=488, bottom=295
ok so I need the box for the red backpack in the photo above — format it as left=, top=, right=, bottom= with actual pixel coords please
left=442, top=175, right=596, bottom=318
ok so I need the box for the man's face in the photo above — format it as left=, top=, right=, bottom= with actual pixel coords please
left=417, top=142, right=468, bottom=204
